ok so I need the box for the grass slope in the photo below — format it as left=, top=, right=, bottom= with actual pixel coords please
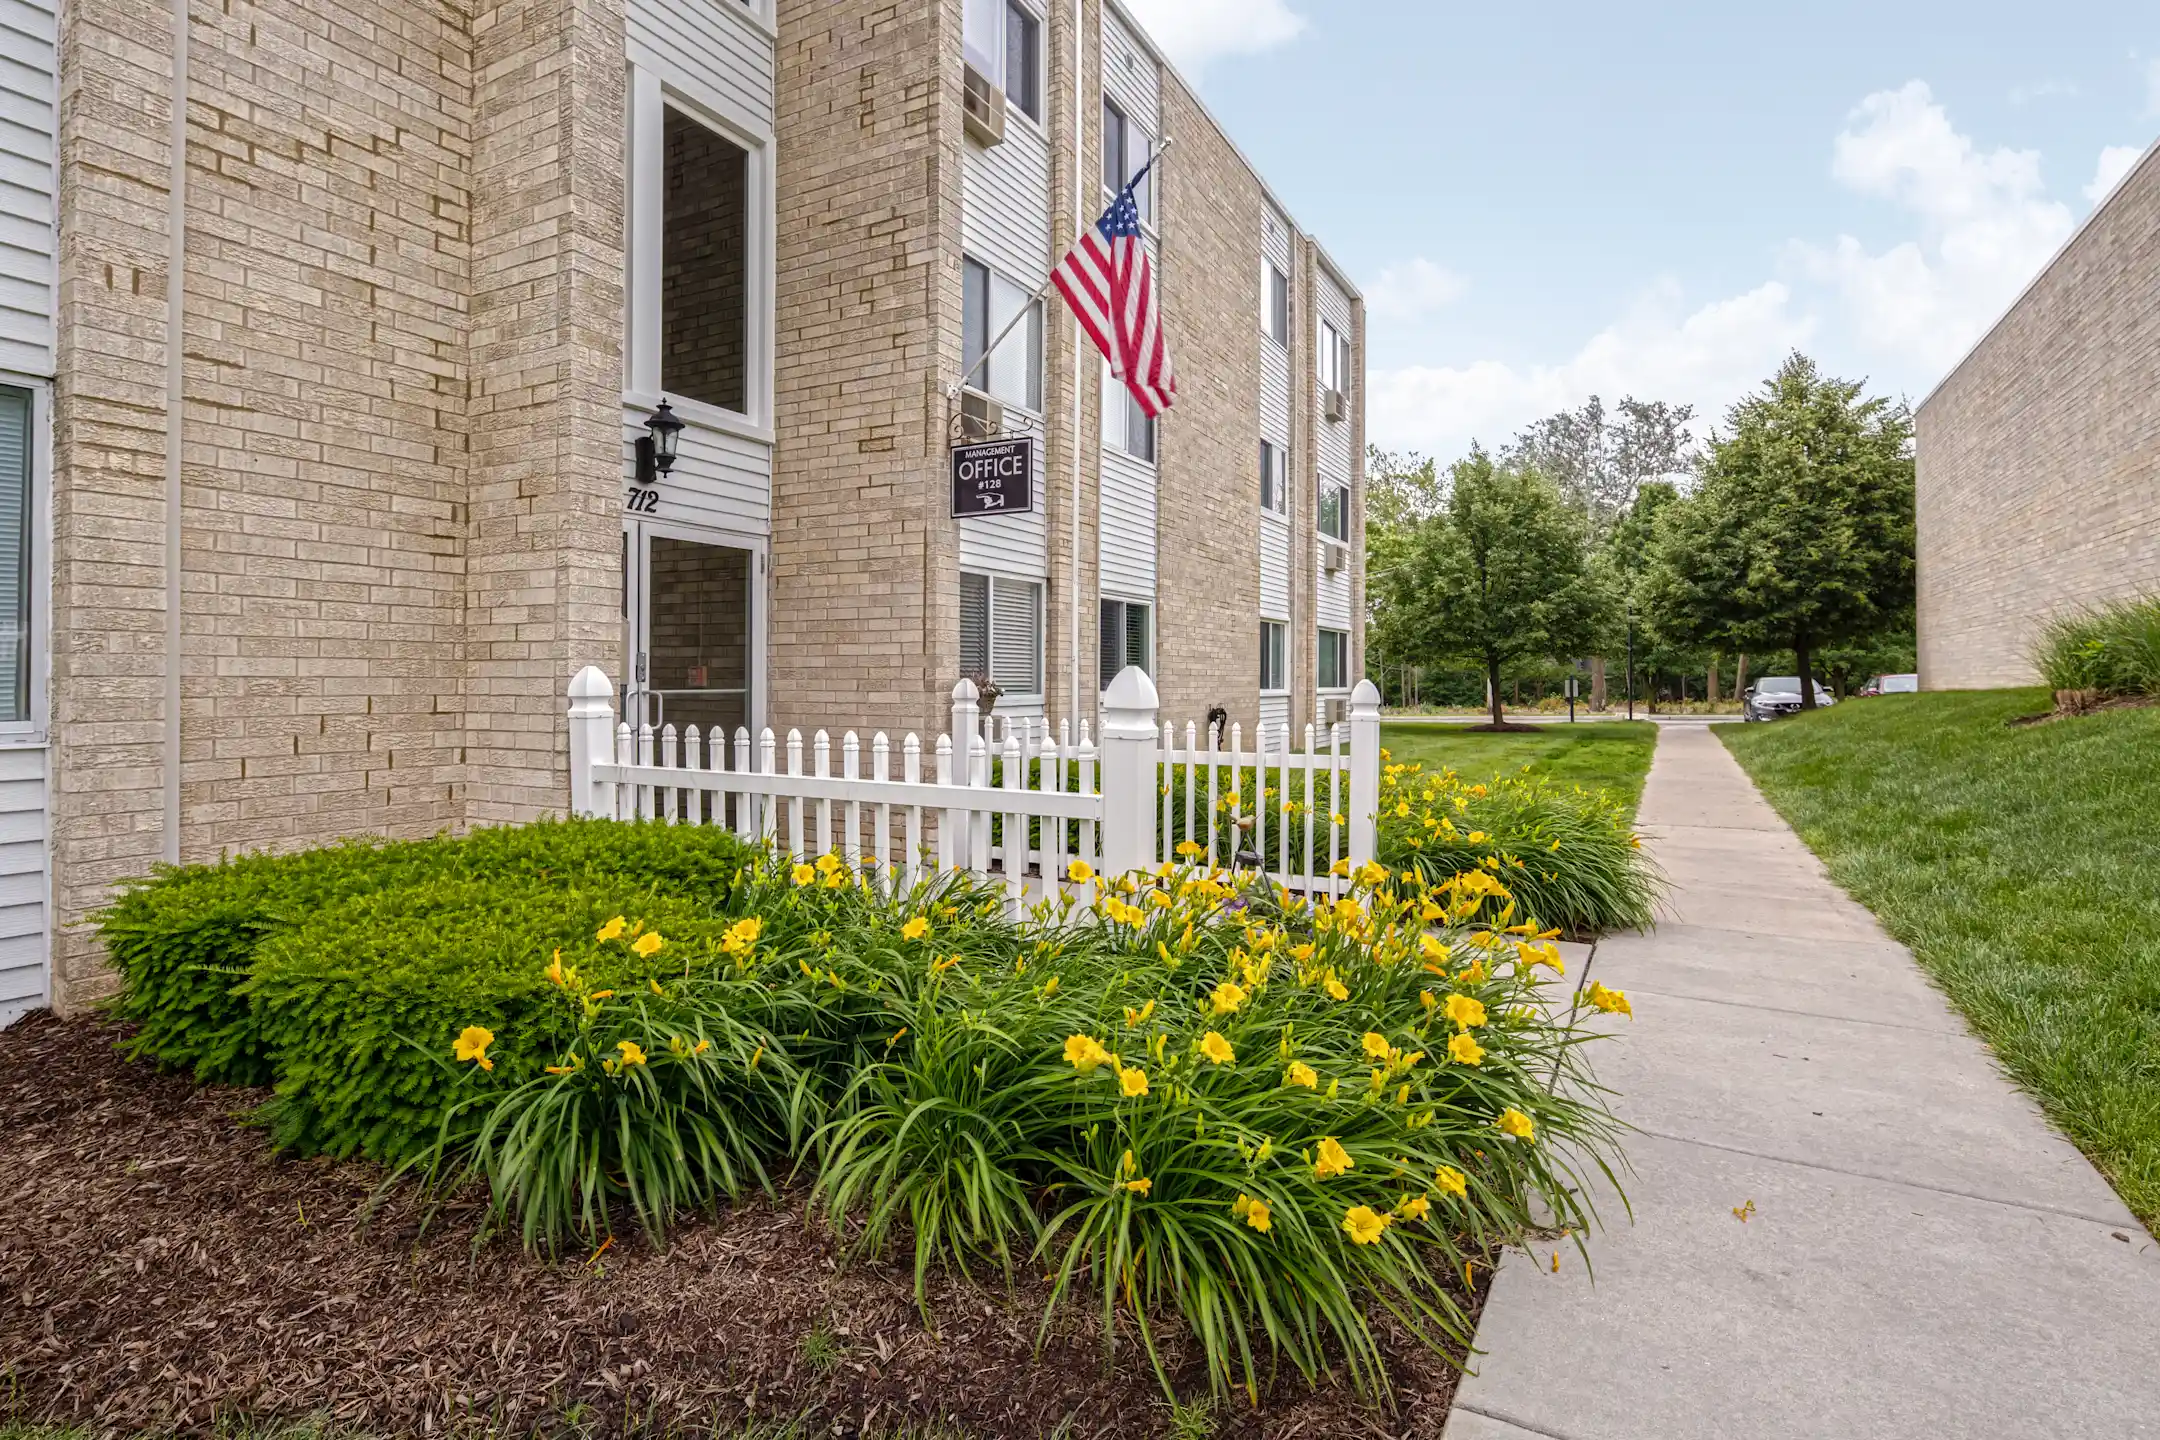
left=1379, top=722, right=1659, bottom=816
left=1722, top=691, right=2160, bottom=1225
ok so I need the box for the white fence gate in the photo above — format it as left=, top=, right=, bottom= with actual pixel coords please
left=567, top=665, right=1382, bottom=903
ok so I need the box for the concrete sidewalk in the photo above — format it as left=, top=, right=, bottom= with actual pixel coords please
left=1444, top=725, right=2160, bottom=1440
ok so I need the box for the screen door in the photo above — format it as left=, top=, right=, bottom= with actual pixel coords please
left=622, top=522, right=763, bottom=745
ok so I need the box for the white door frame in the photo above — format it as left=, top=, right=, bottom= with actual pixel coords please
left=622, top=515, right=769, bottom=743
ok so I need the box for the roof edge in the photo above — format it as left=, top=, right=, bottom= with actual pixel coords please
left=1916, top=132, right=2160, bottom=415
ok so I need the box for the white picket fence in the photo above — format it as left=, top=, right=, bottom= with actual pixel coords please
left=566, top=665, right=1382, bottom=905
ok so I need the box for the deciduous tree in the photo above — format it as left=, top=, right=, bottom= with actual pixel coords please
left=1642, top=354, right=1914, bottom=709
left=1382, top=451, right=1607, bottom=730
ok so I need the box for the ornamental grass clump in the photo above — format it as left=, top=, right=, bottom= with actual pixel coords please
left=2032, top=595, right=2160, bottom=702
left=1373, top=755, right=1659, bottom=935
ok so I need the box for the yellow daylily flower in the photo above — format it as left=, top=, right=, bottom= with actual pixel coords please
left=791, top=863, right=816, bottom=886
left=1342, top=1205, right=1392, bottom=1245
left=1587, top=980, right=1633, bottom=1017
left=631, top=931, right=665, bottom=959
left=1234, top=1193, right=1273, bottom=1233
left=453, top=1026, right=495, bottom=1070
left=1447, top=1032, right=1486, bottom=1067
left=1397, top=1195, right=1431, bottom=1222
left=1445, top=993, right=1488, bottom=1030
left=1064, top=1034, right=1113, bottom=1074
left=1313, top=1136, right=1353, bottom=1179
left=1435, top=1165, right=1468, bottom=1199
left=1496, top=1107, right=1537, bottom=1140
left=901, top=916, right=930, bottom=941
left=1283, top=1060, right=1319, bottom=1089
left=1118, top=1065, right=1150, bottom=1098
left=1199, top=1031, right=1236, bottom=1066
left=616, top=1040, right=648, bottom=1067
left=1211, top=980, right=1249, bottom=1015
left=1361, top=1031, right=1394, bottom=1062
left=596, top=916, right=628, bottom=943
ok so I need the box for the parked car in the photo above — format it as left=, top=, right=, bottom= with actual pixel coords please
left=1742, top=677, right=1837, bottom=721
left=1856, top=672, right=1920, bottom=697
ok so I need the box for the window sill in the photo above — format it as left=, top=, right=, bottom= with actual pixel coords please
left=624, top=391, right=775, bottom=447
left=1260, top=509, right=1290, bottom=528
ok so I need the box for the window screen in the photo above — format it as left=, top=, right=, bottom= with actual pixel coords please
left=990, top=576, right=1042, bottom=694
left=1099, top=599, right=1151, bottom=688
left=1101, top=97, right=1151, bottom=221
left=0, top=388, right=26, bottom=723
left=963, top=256, right=1042, bottom=411
left=1264, top=264, right=1289, bottom=346
left=1260, top=621, right=1287, bottom=693
left=1004, top=2, right=1041, bottom=119
left=1102, top=362, right=1156, bottom=463
left=662, top=108, right=750, bottom=414
left=960, top=572, right=990, bottom=677
left=1260, top=440, right=1287, bottom=515
left=1319, top=320, right=1342, bottom=392
left=1319, top=481, right=1349, bottom=541
left=1319, top=629, right=1350, bottom=691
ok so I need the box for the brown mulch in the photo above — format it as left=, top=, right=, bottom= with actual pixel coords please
left=0, top=1015, right=1488, bottom=1439
left=2009, top=693, right=2160, bottom=727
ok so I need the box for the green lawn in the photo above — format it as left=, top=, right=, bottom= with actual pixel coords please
left=1721, top=690, right=2160, bottom=1226
left=1378, top=721, right=1659, bottom=815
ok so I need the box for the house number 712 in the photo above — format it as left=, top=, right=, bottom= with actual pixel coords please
left=625, top=488, right=660, bottom=515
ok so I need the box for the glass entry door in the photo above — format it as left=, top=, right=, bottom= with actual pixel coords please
left=623, top=522, right=762, bottom=744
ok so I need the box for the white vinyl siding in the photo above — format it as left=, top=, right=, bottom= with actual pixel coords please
left=0, top=0, right=53, bottom=378
left=0, top=742, right=41, bottom=1024
left=1315, top=272, right=1355, bottom=634
left=1259, top=519, right=1291, bottom=622
left=1099, top=442, right=1157, bottom=601
left=958, top=0, right=1052, bottom=590
left=621, top=0, right=777, bottom=541
left=1101, top=15, right=1160, bottom=164
left=627, top=0, right=773, bottom=140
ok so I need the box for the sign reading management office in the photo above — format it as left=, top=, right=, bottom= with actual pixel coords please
left=950, top=436, right=1034, bottom=519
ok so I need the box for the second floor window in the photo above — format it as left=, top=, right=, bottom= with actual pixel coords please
left=963, top=0, right=1043, bottom=121
left=1102, top=97, right=1153, bottom=224
left=1319, top=481, right=1349, bottom=542
left=663, top=107, right=750, bottom=415
left=1262, top=263, right=1289, bottom=346
left=1103, top=362, right=1156, bottom=463
left=1260, top=440, right=1287, bottom=516
left=1318, top=629, right=1350, bottom=690
left=963, top=256, right=1043, bottom=412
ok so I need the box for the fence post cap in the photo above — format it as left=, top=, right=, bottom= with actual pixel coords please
left=1350, top=679, right=1383, bottom=716
left=569, top=666, right=614, bottom=702
left=951, top=677, right=980, bottom=704
left=1101, top=665, right=1159, bottom=716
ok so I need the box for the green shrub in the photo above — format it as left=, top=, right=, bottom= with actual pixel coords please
left=98, top=820, right=758, bottom=1086
left=2034, top=595, right=2160, bottom=699
left=1375, top=758, right=1659, bottom=935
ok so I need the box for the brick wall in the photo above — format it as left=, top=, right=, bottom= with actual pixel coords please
left=50, top=0, right=629, bottom=1011
left=1916, top=146, right=2160, bottom=690
left=1154, top=71, right=1261, bottom=730
left=50, top=0, right=182, bottom=1011
left=769, top=0, right=960, bottom=740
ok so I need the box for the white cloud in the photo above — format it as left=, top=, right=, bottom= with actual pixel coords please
left=2085, top=144, right=2145, bottom=202
left=1117, top=0, right=1305, bottom=75
left=1368, top=281, right=1813, bottom=459
left=1789, top=81, right=2074, bottom=371
left=1367, top=258, right=1467, bottom=321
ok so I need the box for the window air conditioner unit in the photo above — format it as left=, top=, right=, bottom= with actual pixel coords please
left=960, top=389, right=1004, bottom=441
left=1323, top=387, right=1347, bottom=424
left=1325, top=696, right=1346, bottom=726
left=963, top=64, right=1007, bottom=148
left=1322, top=539, right=1348, bottom=574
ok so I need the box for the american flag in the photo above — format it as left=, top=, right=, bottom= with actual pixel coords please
left=1053, top=165, right=1177, bottom=418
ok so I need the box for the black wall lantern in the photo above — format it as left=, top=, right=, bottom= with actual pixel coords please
left=635, top=399, right=685, bottom=486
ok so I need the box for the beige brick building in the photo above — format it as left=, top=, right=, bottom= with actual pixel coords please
left=1916, top=140, right=2160, bottom=690
left=5, top=0, right=1364, bottom=1019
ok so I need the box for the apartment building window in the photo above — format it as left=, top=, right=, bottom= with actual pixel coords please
left=963, top=256, right=1043, bottom=412
left=1102, top=97, right=1153, bottom=222
left=961, top=572, right=1044, bottom=696
left=1318, top=319, right=1346, bottom=396
left=662, top=107, right=751, bottom=416
left=0, top=388, right=29, bottom=724
left=1260, top=440, right=1288, bottom=517
left=1262, top=263, right=1289, bottom=346
left=1259, top=621, right=1288, bottom=694
left=1102, top=361, right=1156, bottom=463
left=1319, top=481, right=1349, bottom=542
left=1099, top=598, right=1151, bottom=687
left=963, top=0, right=1043, bottom=121
left=1318, top=629, right=1350, bottom=691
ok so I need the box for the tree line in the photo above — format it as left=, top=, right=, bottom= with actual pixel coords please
left=1368, top=353, right=1917, bottom=729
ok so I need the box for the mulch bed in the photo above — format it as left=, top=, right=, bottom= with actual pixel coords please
left=0, top=1015, right=1487, bottom=1438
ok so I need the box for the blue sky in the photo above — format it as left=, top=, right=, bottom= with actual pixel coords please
left=1120, top=0, right=2160, bottom=461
